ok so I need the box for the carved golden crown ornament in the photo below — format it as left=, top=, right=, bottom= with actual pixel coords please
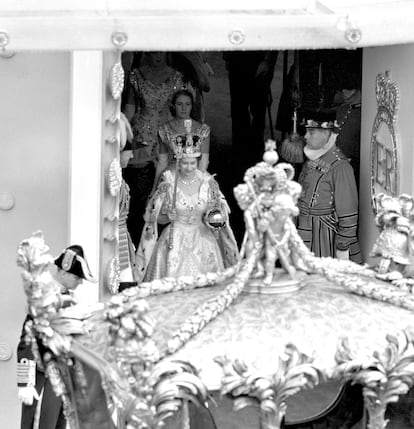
left=375, top=71, right=399, bottom=122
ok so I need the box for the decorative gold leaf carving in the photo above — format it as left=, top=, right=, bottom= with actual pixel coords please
left=17, top=233, right=209, bottom=429
left=107, top=158, right=122, bottom=197
left=107, top=257, right=120, bottom=294
left=335, top=329, right=414, bottom=429
left=110, top=62, right=124, bottom=100
left=215, top=344, right=321, bottom=429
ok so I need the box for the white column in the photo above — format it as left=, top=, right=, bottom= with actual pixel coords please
left=69, top=51, right=103, bottom=302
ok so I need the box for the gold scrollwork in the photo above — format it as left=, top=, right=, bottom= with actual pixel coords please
left=0, top=30, right=15, bottom=59
left=335, top=329, right=414, bottom=429
left=109, top=62, right=125, bottom=100
left=215, top=344, right=321, bottom=429
left=106, top=256, right=120, bottom=294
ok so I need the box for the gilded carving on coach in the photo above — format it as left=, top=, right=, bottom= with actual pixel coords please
left=371, top=71, right=400, bottom=213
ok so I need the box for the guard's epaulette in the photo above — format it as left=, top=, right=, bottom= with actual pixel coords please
left=308, top=147, right=348, bottom=174
left=314, top=158, right=331, bottom=174
left=322, top=147, right=349, bottom=164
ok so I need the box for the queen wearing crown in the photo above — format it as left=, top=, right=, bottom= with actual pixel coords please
left=151, top=88, right=211, bottom=193
left=135, top=129, right=239, bottom=282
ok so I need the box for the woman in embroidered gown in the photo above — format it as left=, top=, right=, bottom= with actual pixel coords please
left=152, top=88, right=210, bottom=193
left=135, top=144, right=239, bottom=282
left=122, top=52, right=187, bottom=247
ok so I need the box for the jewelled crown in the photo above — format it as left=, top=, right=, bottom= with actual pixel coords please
left=376, top=71, right=399, bottom=122
left=174, top=134, right=202, bottom=158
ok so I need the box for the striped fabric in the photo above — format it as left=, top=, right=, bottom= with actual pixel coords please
left=119, top=181, right=132, bottom=271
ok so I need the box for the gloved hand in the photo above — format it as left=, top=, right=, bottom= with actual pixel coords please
left=18, top=386, right=40, bottom=406
left=336, top=249, right=350, bottom=260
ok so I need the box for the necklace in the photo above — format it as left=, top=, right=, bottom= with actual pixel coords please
left=171, top=119, right=195, bottom=131
left=179, top=176, right=197, bottom=186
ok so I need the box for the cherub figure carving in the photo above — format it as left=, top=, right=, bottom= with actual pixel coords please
left=234, top=140, right=305, bottom=285
left=371, top=193, right=414, bottom=283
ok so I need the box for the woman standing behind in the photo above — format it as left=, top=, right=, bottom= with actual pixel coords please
left=123, top=52, right=186, bottom=247
left=135, top=144, right=238, bottom=282
left=152, top=89, right=210, bottom=193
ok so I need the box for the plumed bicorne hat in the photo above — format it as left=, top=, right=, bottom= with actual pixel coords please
left=54, top=245, right=97, bottom=282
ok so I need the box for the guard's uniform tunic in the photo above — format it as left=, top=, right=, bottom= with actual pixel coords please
left=297, top=146, right=362, bottom=263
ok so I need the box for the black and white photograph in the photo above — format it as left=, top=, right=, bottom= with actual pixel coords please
left=2, top=2, right=414, bottom=429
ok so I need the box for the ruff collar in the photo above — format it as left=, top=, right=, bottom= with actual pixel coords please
left=304, top=133, right=337, bottom=161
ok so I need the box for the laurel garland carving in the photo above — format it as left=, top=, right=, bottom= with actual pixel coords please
left=98, top=294, right=210, bottom=428
left=110, top=62, right=125, bottom=100
left=107, top=158, right=122, bottom=197
left=107, top=256, right=120, bottom=294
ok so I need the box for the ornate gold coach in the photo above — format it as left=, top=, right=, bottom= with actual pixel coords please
left=18, top=161, right=414, bottom=429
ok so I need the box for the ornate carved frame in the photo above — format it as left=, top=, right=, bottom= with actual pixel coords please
left=370, top=71, right=401, bottom=214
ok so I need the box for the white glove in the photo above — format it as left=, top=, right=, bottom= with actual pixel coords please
left=336, top=249, right=350, bottom=260
left=18, top=386, right=40, bottom=406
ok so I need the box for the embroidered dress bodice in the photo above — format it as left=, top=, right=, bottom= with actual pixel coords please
left=174, top=187, right=208, bottom=226
left=129, top=69, right=185, bottom=165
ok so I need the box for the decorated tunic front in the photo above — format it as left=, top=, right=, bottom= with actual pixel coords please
left=297, top=146, right=361, bottom=262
